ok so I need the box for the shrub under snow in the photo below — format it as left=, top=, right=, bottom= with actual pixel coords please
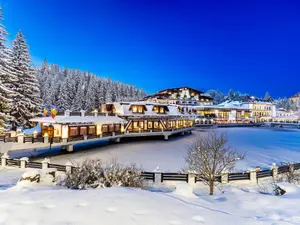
left=60, top=159, right=144, bottom=190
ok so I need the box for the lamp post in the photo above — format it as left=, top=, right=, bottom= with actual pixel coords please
left=49, top=124, right=54, bottom=151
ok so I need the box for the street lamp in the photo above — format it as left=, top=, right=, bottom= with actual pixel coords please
left=48, top=124, right=54, bottom=151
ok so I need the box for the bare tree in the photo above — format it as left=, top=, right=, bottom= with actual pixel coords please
left=185, top=132, right=245, bottom=195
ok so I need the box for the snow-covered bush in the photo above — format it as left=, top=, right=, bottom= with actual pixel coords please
left=258, top=179, right=286, bottom=196
left=100, top=162, right=144, bottom=188
left=60, top=159, right=144, bottom=189
left=280, top=163, right=300, bottom=185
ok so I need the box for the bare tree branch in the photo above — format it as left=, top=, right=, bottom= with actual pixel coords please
left=184, top=131, right=245, bottom=195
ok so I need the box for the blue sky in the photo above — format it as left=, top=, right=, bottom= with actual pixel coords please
left=2, top=0, right=300, bottom=97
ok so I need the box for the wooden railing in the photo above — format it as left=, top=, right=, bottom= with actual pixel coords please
left=228, top=172, right=250, bottom=181
left=1, top=156, right=300, bottom=185
left=161, top=173, right=189, bottom=183
left=0, top=136, right=17, bottom=143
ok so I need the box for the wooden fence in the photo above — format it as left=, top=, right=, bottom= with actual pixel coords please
left=1, top=156, right=299, bottom=185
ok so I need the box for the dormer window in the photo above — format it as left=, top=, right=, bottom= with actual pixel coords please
left=153, top=105, right=168, bottom=114
left=130, top=105, right=146, bottom=114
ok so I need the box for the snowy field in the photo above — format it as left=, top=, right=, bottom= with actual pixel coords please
left=0, top=169, right=300, bottom=225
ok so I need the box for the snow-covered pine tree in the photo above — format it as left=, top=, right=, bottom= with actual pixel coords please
left=228, top=89, right=235, bottom=101
left=0, top=7, right=16, bottom=133
left=95, top=78, right=105, bottom=109
left=57, top=68, right=77, bottom=111
left=10, top=30, right=42, bottom=129
left=264, top=91, right=271, bottom=101
left=35, top=63, right=146, bottom=111
left=105, top=78, right=113, bottom=103
left=205, top=90, right=225, bottom=104
left=72, top=73, right=87, bottom=111
left=85, top=74, right=98, bottom=110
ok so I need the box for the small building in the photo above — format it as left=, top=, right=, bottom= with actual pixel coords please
left=30, top=110, right=126, bottom=142
left=243, top=100, right=276, bottom=122
left=102, top=101, right=195, bottom=132
left=273, top=108, right=299, bottom=122
left=142, top=86, right=213, bottom=106
left=192, top=101, right=252, bottom=124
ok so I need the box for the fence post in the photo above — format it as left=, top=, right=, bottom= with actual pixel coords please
left=17, top=133, right=25, bottom=144
left=249, top=169, right=257, bottom=183
left=188, top=173, right=196, bottom=185
left=153, top=166, right=162, bottom=185
left=43, top=134, right=49, bottom=144
left=221, top=169, right=228, bottom=184
left=20, top=157, right=29, bottom=169
left=42, top=158, right=50, bottom=169
left=1, top=153, right=9, bottom=167
left=65, top=162, right=73, bottom=173
left=271, top=163, right=278, bottom=179
left=289, top=162, right=294, bottom=174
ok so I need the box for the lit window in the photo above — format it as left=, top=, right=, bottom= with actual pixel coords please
left=70, top=127, right=79, bottom=136
left=132, top=106, right=137, bottom=113
left=138, top=106, right=143, bottom=113
left=159, top=107, right=165, bottom=114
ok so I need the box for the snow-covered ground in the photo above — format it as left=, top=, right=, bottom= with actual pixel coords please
left=0, top=168, right=300, bottom=225
left=16, top=127, right=300, bottom=172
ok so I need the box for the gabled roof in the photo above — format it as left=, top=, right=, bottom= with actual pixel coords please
left=30, top=116, right=126, bottom=124
left=157, top=86, right=204, bottom=94
left=111, top=102, right=197, bottom=118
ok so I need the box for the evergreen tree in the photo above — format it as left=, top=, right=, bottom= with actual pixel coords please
left=105, top=78, right=113, bottom=103
left=264, top=91, right=271, bottom=101
left=85, top=74, right=98, bottom=110
left=57, top=69, right=77, bottom=110
left=205, top=90, right=225, bottom=104
left=72, top=75, right=87, bottom=110
left=0, top=7, right=16, bottom=133
left=11, top=30, right=42, bottom=129
left=228, top=89, right=235, bottom=101
left=36, top=63, right=146, bottom=111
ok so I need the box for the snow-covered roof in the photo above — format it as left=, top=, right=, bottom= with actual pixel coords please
left=110, top=102, right=197, bottom=118
left=276, top=110, right=299, bottom=119
left=30, top=116, right=126, bottom=125
left=192, top=101, right=250, bottom=111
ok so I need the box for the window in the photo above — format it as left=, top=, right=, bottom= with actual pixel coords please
left=70, top=127, right=79, bottom=137
left=88, top=126, right=96, bottom=135
left=154, top=121, right=159, bottom=129
left=80, top=127, right=87, bottom=135
left=159, top=107, right=165, bottom=114
left=132, top=105, right=144, bottom=114
left=138, top=106, right=144, bottom=113
left=148, top=121, right=153, bottom=129
left=109, top=125, right=114, bottom=132
left=115, top=124, right=120, bottom=131
left=102, top=125, right=108, bottom=133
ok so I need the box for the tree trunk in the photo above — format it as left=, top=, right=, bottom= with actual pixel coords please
left=209, top=179, right=214, bottom=195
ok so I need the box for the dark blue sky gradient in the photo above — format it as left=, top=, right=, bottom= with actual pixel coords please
left=3, top=0, right=300, bottom=97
